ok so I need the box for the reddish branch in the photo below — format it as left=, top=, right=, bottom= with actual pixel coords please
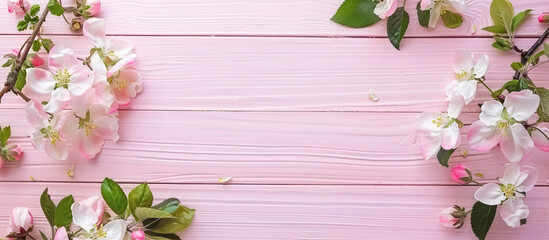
left=0, top=7, right=49, bottom=103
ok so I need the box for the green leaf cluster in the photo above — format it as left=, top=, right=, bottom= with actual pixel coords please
left=17, top=4, right=41, bottom=31
left=40, top=188, right=74, bottom=231
left=482, top=0, right=532, bottom=51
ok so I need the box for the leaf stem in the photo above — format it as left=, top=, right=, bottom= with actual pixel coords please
left=477, top=78, right=495, bottom=96
left=513, top=26, right=549, bottom=80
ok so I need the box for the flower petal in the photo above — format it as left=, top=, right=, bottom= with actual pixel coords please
left=447, top=93, right=464, bottom=118
left=44, top=88, right=70, bottom=114
left=500, top=198, right=529, bottom=228
left=473, top=54, right=490, bottom=78
left=441, top=123, right=461, bottom=150
left=106, top=38, right=135, bottom=60
left=90, top=52, right=108, bottom=85
left=48, top=46, right=78, bottom=70
left=500, top=124, right=534, bottom=162
left=448, top=0, right=468, bottom=13
left=516, top=165, right=538, bottom=193
left=479, top=100, right=503, bottom=126
left=504, top=89, right=540, bottom=122
left=112, top=69, right=142, bottom=105
left=94, top=116, right=120, bottom=142
left=373, top=0, right=397, bottom=19
left=454, top=49, right=474, bottom=78
left=68, top=70, right=93, bottom=96
left=103, top=220, right=128, bottom=240
left=428, top=4, right=442, bottom=28
left=25, top=100, right=48, bottom=129
left=419, top=134, right=441, bottom=160
left=44, top=140, right=68, bottom=161
left=531, top=127, right=549, bottom=152
left=474, top=183, right=506, bottom=205
left=25, top=68, right=55, bottom=95
left=500, top=163, right=521, bottom=186
left=83, top=18, right=106, bottom=47
left=76, top=131, right=104, bottom=159
left=467, top=121, right=502, bottom=151
left=416, top=112, right=443, bottom=133
left=452, top=80, right=477, bottom=104
left=71, top=202, right=98, bottom=232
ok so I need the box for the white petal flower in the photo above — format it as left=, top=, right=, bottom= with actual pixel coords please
left=373, top=0, right=398, bottom=19
left=468, top=90, right=539, bottom=162
left=474, top=163, right=537, bottom=228
left=25, top=101, right=70, bottom=161
left=445, top=50, right=490, bottom=104
left=423, top=0, right=468, bottom=28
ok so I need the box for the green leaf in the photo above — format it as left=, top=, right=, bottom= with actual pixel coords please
left=489, top=0, right=514, bottom=34
left=471, top=201, right=497, bottom=240
left=536, top=87, right=549, bottom=122
left=47, top=0, right=65, bottom=16
left=145, top=232, right=181, bottom=240
left=436, top=147, right=455, bottom=167
left=386, top=7, right=409, bottom=50
left=17, top=20, right=29, bottom=31
left=151, top=206, right=195, bottom=234
left=40, top=188, right=57, bottom=227
left=129, top=183, right=154, bottom=218
left=510, top=62, right=524, bottom=71
left=492, top=37, right=512, bottom=51
left=543, top=43, right=549, bottom=58
left=32, top=40, right=42, bottom=52
left=2, top=59, right=14, bottom=68
left=0, top=126, right=10, bottom=146
left=41, top=39, right=54, bottom=53
left=331, top=0, right=381, bottom=28
left=54, top=195, right=74, bottom=227
left=143, top=198, right=181, bottom=229
left=39, top=231, right=49, bottom=240
left=482, top=25, right=507, bottom=34
left=527, top=50, right=545, bottom=64
left=30, top=5, right=40, bottom=16
left=511, top=9, right=532, bottom=33
left=416, top=1, right=430, bottom=28
left=101, top=177, right=128, bottom=215
left=440, top=11, right=463, bottom=29
left=14, top=68, right=27, bottom=91
left=135, top=207, right=178, bottom=221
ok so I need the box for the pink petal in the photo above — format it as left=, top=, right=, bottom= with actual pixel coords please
left=76, top=131, right=104, bottom=159
left=25, top=68, right=55, bottom=95
left=441, top=123, right=461, bottom=150
left=44, top=140, right=68, bottom=161
left=106, top=38, right=135, bottom=60
left=504, top=90, right=540, bottom=122
left=499, top=124, right=534, bottom=163
left=44, top=88, right=70, bottom=114
left=83, top=18, right=106, bottom=47
left=113, top=69, right=142, bottom=105
left=532, top=127, right=549, bottom=152
left=25, top=100, right=48, bottom=129
left=500, top=199, right=529, bottom=228
left=48, top=46, right=79, bottom=71
left=479, top=100, right=503, bottom=126
left=68, top=70, right=93, bottom=96
left=467, top=121, right=502, bottom=151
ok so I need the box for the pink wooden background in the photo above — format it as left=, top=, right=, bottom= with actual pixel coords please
left=1, top=0, right=549, bottom=239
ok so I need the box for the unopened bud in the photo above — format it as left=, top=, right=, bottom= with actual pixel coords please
left=539, top=12, right=549, bottom=23
left=70, top=18, right=84, bottom=31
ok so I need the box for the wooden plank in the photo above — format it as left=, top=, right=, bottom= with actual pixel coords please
left=1, top=36, right=548, bottom=112
left=0, top=183, right=547, bottom=239
left=2, top=109, right=549, bottom=185
left=0, top=0, right=546, bottom=37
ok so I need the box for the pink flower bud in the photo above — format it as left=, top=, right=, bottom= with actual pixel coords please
left=7, top=0, right=30, bottom=14
left=439, top=207, right=459, bottom=228
left=85, top=0, right=101, bottom=16
left=5, top=144, right=23, bottom=161
left=53, top=226, right=69, bottom=240
left=130, top=230, right=145, bottom=240
left=450, top=164, right=471, bottom=184
left=539, top=12, right=549, bottom=23
left=29, top=55, right=44, bottom=67
left=9, top=207, right=33, bottom=233
left=81, top=196, right=106, bottom=225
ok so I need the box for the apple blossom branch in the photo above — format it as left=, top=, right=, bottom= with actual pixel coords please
left=0, top=7, right=49, bottom=103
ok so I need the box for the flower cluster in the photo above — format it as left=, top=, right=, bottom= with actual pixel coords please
left=416, top=0, right=549, bottom=239
left=5, top=179, right=195, bottom=240
left=331, top=0, right=467, bottom=50
left=2, top=0, right=142, bottom=162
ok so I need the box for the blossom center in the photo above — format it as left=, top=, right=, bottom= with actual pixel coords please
left=41, top=126, right=61, bottom=144
left=54, top=69, right=71, bottom=89
left=496, top=120, right=510, bottom=136
left=432, top=114, right=452, bottom=128
left=500, top=183, right=516, bottom=199
left=77, top=111, right=98, bottom=136
left=90, top=225, right=108, bottom=240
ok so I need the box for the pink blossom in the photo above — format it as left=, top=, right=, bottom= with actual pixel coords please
left=9, top=207, right=33, bottom=233
left=130, top=230, right=145, bottom=240
left=85, top=0, right=101, bottom=16
left=7, top=0, right=29, bottom=14
left=81, top=196, right=106, bottom=225
left=450, top=164, right=470, bottom=184
left=3, top=144, right=23, bottom=161
left=53, top=227, right=69, bottom=240
left=539, top=12, right=549, bottom=23
left=439, top=207, right=459, bottom=228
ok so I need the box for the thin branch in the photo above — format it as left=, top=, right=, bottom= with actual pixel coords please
left=513, top=27, right=549, bottom=79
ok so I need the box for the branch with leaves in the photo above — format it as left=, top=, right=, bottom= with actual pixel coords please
left=1, top=0, right=142, bottom=164
left=6, top=178, right=195, bottom=240
left=414, top=0, right=549, bottom=239
left=331, top=0, right=466, bottom=50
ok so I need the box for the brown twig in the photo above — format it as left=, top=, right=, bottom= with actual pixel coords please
left=513, top=27, right=549, bottom=80
left=0, top=7, right=50, bottom=103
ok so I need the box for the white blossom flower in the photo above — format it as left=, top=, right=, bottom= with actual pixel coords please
left=445, top=49, right=490, bottom=104
left=373, top=0, right=398, bottom=19
left=474, top=163, right=537, bottom=228
left=468, top=90, right=539, bottom=162
left=416, top=93, right=464, bottom=159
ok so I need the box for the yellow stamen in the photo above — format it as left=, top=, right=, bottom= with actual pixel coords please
left=497, top=120, right=510, bottom=136
left=53, top=69, right=71, bottom=88
left=46, top=128, right=61, bottom=144
left=501, top=183, right=516, bottom=199
left=83, top=121, right=97, bottom=136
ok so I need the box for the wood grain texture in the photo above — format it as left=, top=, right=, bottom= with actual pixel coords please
left=2, top=109, right=549, bottom=185
left=1, top=36, right=549, bottom=112
left=0, top=0, right=546, bottom=37
left=0, top=183, right=548, bottom=240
